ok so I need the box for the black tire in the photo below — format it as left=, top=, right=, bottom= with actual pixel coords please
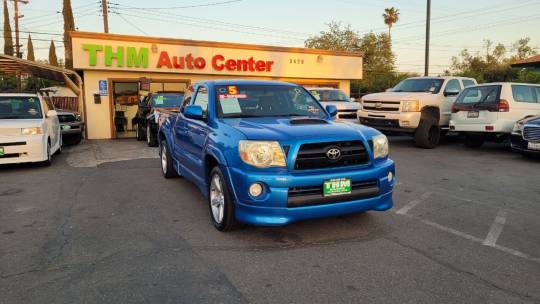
left=147, top=124, right=158, bottom=147
left=136, top=123, right=145, bottom=141
left=41, top=141, right=52, bottom=167
left=464, top=133, right=485, bottom=148
left=208, top=166, right=241, bottom=232
left=160, top=139, right=178, bottom=178
left=414, top=116, right=441, bottom=149
left=56, top=136, right=62, bottom=154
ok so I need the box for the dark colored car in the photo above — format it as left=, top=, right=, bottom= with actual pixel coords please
left=510, top=115, right=540, bottom=157
left=134, top=92, right=184, bottom=147
left=57, top=110, right=84, bottom=145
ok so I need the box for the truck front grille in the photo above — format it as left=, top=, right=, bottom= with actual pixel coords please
left=58, top=114, right=76, bottom=123
left=523, top=125, right=540, bottom=142
left=362, top=100, right=400, bottom=112
left=338, top=109, right=358, bottom=119
left=294, top=140, right=369, bottom=170
left=287, top=180, right=379, bottom=207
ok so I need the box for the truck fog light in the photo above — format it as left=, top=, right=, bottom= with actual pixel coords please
left=249, top=183, right=263, bottom=197
left=387, top=171, right=393, bottom=182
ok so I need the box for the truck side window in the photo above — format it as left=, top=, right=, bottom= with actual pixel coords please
left=193, top=86, right=209, bottom=113
left=462, top=79, right=475, bottom=88
left=444, top=79, right=461, bottom=93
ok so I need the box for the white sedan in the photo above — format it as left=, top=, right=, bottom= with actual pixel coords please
left=0, top=93, right=61, bottom=166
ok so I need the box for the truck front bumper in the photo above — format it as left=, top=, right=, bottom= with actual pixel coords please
left=358, top=111, right=420, bottom=132
left=225, top=159, right=395, bottom=226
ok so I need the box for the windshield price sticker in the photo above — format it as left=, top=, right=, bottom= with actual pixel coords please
left=219, top=94, right=247, bottom=99
left=220, top=98, right=242, bottom=114
left=155, top=96, right=164, bottom=105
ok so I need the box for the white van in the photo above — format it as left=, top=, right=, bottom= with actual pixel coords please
left=0, top=93, right=62, bottom=165
left=450, top=83, right=540, bottom=147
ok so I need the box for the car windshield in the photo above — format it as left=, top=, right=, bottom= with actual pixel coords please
left=455, top=85, right=501, bottom=104
left=392, top=78, right=444, bottom=93
left=0, top=96, right=43, bottom=119
left=216, top=85, right=326, bottom=118
left=309, top=89, right=350, bottom=102
left=150, top=93, right=184, bottom=107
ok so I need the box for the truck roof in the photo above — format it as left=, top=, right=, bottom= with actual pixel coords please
left=196, top=79, right=298, bottom=87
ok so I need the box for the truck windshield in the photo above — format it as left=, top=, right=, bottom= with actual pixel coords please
left=151, top=93, right=184, bottom=107
left=392, top=78, right=444, bottom=94
left=309, top=89, right=350, bottom=102
left=0, top=96, right=43, bottom=119
left=216, top=85, right=326, bottom=118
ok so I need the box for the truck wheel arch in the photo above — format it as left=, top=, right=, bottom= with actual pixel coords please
left=420, top=106, right=440, bottom=123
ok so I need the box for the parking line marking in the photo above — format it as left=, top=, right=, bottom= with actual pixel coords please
left=483, top=210, right=508, bottom=247
left=396, top=192, right=432, bottom=215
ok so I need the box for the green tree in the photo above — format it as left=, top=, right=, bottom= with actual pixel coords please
left=3, top=0, right=14, bottom=55
left=26, top=34, right=34, bottom=61
left=511, top=37, right=537, bottom=61
left=382, top=7, right=400, bottom=39
left=62, top=0, right=75, bottom=69
left=305, top=22, right=361, bottom=52
left=48, top=40, right=58, bottom=66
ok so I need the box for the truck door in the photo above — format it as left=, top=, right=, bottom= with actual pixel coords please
left=182, top=85, right=210, bottom=181
left=173, top=93, right=191, bottom=163
left=441, top=79, right=462, bottom=126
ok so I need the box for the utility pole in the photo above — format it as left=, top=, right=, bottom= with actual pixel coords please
left=424, top=0, right=431, bottom=76
left=101, top=0, right=108, bottom=33
left=12, top=0, right=27, bottom=58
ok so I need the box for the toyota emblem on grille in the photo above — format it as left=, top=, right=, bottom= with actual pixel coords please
left=375, top=102, right=383, bottom=109
left=326, top=147, right=341, bottom=160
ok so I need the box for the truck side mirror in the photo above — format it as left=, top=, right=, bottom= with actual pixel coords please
left=326, top=105, right=338, bottom=117
left=184, top=104, right=204, bottom=120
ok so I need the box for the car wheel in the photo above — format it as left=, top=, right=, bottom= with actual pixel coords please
left=414, top=117, right=440, bottom=149
left=160, top=139, right=178, bottom=178
left=208, top=166, right=241, bottom=231
left=41, top=141, right=52, bottom=167
left=147, top=124, right=158, bottom=147
left=464, top=133, right=485, bottom=148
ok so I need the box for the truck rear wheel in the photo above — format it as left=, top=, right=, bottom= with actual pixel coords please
left=414, top=117, right=440, bottom=149
left=160, top=140, right=178, bottom=178
left=136, top=123, right=145, bottom=141
left=208, top=166, right=241, bottom=232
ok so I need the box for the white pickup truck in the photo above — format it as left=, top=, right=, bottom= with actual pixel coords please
left=359, top=76, right=477, bottom=148
left=0, top=93, right=62, bottom=165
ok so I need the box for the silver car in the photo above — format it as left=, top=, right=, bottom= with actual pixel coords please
left=305, top=87, right=361, bottom=123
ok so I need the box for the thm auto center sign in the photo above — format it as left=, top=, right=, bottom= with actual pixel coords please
left=71, top=32, right=363, bottom=79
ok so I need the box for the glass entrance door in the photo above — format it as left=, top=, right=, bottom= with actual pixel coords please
left=112, top=82, right=139, bottom=138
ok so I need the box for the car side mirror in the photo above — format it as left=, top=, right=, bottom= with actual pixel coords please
left=184, top=104, right=204, bottom=120
left=46, top=110, right=57, bottom=117
left=444, top=90, right=460, bottom=97
left=326, top=105, right=338, bottom=117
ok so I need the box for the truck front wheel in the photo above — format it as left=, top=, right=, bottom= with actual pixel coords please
left=414, top=117, right=440, bottom=149
left=208, top=166, right=241, bottom=231
left=160, top=140, right=178, bottom=178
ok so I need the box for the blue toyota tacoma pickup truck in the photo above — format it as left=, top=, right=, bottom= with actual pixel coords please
left=159, top=80, right=396, bottom=231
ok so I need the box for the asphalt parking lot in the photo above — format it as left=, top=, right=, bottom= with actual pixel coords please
left=1, top=136, right=539, bottom=304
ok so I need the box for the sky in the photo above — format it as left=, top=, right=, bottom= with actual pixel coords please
left=5, top=0, right=540, bottom=75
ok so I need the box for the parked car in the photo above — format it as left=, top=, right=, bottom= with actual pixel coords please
left=0, top=93, right=61, bottom=166
left=450, top=83, right=540, bottom=147
left=359, top=76, right=477, bottom=148
left=305, top=87, right=361, bottom=123
left=510, top=115, right=540, bottom=156
left=159, top=80, right=395, bottom=231
left=57, top=109, right=84, bottom=145
left=134, top=92, right=184, bottom=147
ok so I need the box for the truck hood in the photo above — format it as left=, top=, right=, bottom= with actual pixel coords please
left=0, top=119, right=44, bottom=128
left=320, top=101, right=361, bottom=110
left=221, top=117, right=377, bottom=142
left=362, top=92, right=433, bottom=101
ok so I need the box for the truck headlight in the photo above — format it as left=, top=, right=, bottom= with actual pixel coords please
left=512, top=121, right=524, bottom=133
left=21, top=127, right=42, bottom=135
left=402, top=100, right=420, bottom=112
left=372, top=134, right=388, bottom=159
left=239, top=140, right=286, bottom=168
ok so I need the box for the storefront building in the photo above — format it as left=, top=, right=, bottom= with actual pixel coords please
left=71, top=31, right=363, bottom=139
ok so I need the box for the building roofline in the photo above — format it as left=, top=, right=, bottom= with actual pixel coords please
left=69, top=31, right=364, bottom=58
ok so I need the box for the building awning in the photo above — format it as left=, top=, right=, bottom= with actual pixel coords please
left=0, top=54, right=82, bottom=94
left=510, top=54, right=540, bottom=68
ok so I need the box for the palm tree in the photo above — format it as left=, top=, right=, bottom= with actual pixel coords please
left=382, top=7, right=400, bottom=39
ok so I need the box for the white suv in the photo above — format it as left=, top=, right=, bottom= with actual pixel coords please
left=359, top=76, right=477, bottom=148
left=450, top=82, right=540, bottom=147
left=0, top=93, right=62, bottom=165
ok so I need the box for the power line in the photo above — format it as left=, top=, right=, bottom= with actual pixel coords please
left=113, top=12, right=148, bottom=36
left=112, top=0, right=243, bottom=10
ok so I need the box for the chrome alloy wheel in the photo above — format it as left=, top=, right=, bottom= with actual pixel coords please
left=161, top=144, right=167, bottom=174
left=210, top=173, right=225, bottom=224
